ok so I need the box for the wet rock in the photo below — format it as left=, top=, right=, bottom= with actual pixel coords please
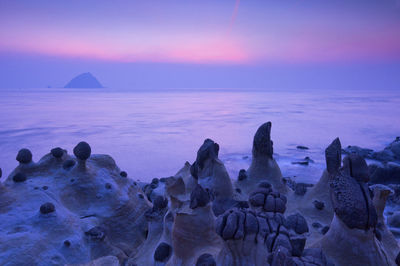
left=370, top=162, right=400, bottom=184
left=13, top=172, right=27, bottom=182
left=50, top=147, right=64, bottom=158
left=40, top=202, right=55, bottom=214
left=190, top=184, right=210, bottom=209
left=313, top=200, right=325, bottom=210
left=253, top=122, right=273, bottom=158
left=63, top=159, right=75, bottom=170
left=16, top=148, right=32, bottom=164
left=120, top=171, right=127, bottom=177
left=285, top=213, right=309, bottom=234
left=237, top=169, right=247, bottom=181
left=296, top=145, right=309, bottom=150
left=73, top=141, right=91, bottom=160
left=196, top=253, right=216, bottom=266
left=325, top=138, right=341, bottom=174
left=85, top=226, right=106, bottom=241
left=154, top=242, right=172, bottom=262
left=343, top=145, right=374, bottom=158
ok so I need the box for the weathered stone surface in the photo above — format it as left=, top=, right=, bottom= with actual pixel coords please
left=325, top=138, right=341, bottom=174
left=252, top=122, right=273, bottom=158
left=285, top=213, right=309, bottom=234
left=190, top=184, right=210, bottom=209
left=195, top=139, right=219, bottom=169
left=50, top=147, right=64, bottom=158
left=16, top=148, right=32, bottom=164
left=62, top=159, right=75, bottom=170
left=342, top=153, right=369, bottom=182
left=73, top=141, right=91, bottom=160
left=13, top=172, right=27, bottom=182
left=330, top=171, right=377, bottom=230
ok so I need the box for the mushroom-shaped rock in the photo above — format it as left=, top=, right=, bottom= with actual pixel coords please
left=239, top=122, right=287, bottom=194
left=73, top=141, right=91, bottom=160
left=40, top=202, right=55, bottom=214
left=13, top=172, right=27, bottom=182
left=16, top=148, right=32, bottom=164
left=50, top=147, right=64, bottom=158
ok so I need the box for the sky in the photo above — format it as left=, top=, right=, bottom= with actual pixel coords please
left=0, top=0, right=400, bottom=89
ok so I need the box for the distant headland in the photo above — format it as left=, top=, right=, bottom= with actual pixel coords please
left=64, top=72, right=103, bottom=88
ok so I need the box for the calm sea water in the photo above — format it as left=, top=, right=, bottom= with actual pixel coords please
left=0, top=88, right=399, bottom=183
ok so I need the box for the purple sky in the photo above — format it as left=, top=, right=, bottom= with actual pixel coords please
left=1, top=0, right=400, bottom=64
left=0, top=0, right=399, bottom=89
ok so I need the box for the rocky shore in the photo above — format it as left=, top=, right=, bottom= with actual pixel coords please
left=0, top=122, right=399, bottom=265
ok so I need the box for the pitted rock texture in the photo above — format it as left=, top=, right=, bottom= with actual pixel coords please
left=330, top=171, right=377, bottom=230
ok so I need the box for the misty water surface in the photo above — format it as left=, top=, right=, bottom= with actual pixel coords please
left=0, top=88, right=399, bottom=183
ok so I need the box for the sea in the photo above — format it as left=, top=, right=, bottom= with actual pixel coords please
left=0, top=88, right=399, bottom=184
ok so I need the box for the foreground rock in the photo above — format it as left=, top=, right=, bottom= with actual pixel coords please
left=0, top=142, right=150, bottom=265
left=0, top=123, right=399, bottom=266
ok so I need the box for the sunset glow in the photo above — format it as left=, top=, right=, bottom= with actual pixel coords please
left=1, top=0, right=399, bottom=64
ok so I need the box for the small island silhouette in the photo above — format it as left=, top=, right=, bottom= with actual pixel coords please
left=64, top=72, right=103, bottom=88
